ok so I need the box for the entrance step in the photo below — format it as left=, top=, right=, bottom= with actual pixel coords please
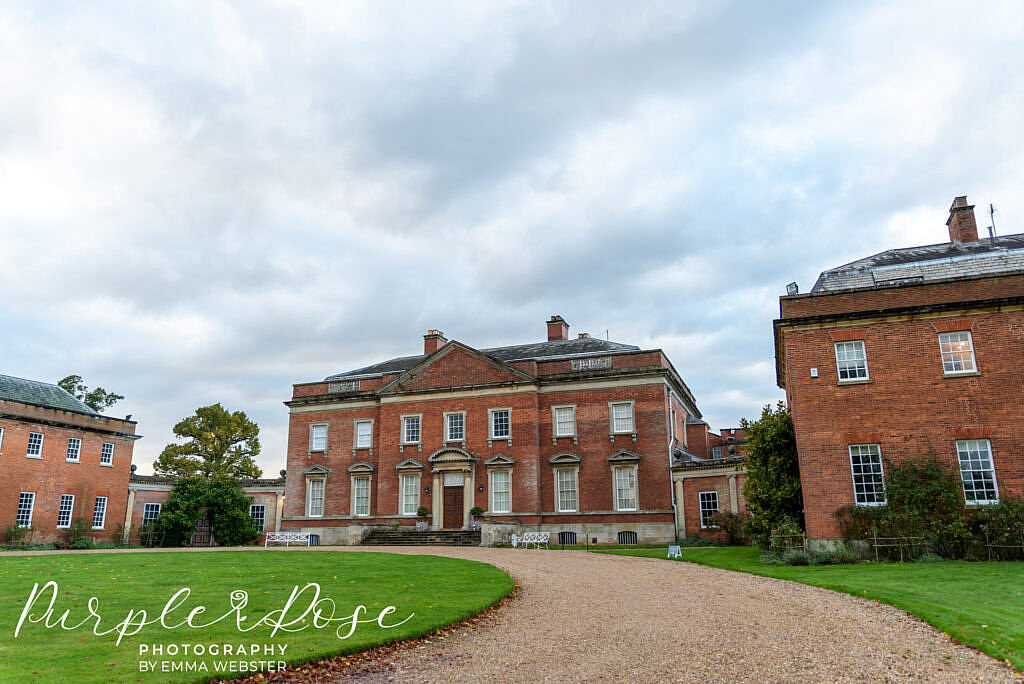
left=359, top=526, right=482, bottom=546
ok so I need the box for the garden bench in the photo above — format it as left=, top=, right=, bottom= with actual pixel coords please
left=264, top=531, right=309, bottom=547
left=514, top=532, right=549, bottom=549
left=667, top=545, right=682, bottom=559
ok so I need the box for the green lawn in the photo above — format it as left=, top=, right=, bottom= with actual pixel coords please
left=0, top=550, right=512, bottom=683
left=602, top=546, right=1024, bottom=672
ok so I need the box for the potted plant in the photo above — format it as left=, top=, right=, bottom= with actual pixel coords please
left=416, top=506, right=430, bottom=530
left=469, top=506, right=484, bottom=518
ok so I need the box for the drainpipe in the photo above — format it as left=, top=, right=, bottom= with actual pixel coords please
left=667, top=392, right=680, bottom=543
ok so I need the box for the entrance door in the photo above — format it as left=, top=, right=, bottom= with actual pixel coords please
left=191, top=514, right=212, bottom=546
left=443, top=486, right=464, bottom=529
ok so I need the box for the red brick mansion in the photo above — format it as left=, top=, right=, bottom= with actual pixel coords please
left=281, top=316, right=738, bottom=544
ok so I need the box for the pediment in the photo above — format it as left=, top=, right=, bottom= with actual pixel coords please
left=396, top=458, right=425, bottom=471
left=347, top=461, right=376, bottom=473
left=484, top=454, right=516, bottom=467
left=302, top=464, right=332, bottom=476
left=380, top=341, right=535, bottom=394
left=607, top=449, right=643, bottom=463
left=549, top=451, right=582, bottom=464
left=429, top=447, right=478, bottom=464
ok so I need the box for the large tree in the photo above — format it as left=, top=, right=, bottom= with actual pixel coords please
left=58, top=374, right=124, bottom=413
left=154, top=403, right=263, bottom=479
left=740, top=402, right=802, bottom=545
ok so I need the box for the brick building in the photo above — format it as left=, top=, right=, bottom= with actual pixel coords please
left=673, top=423, right=748, bottom=539
left=282, top=316, right=706, bottom=545
left=125, top=473, right=286, bottom=545
left=0, top=374, right=139, bottom=543
left=775, top=196, right=1024, bottom=541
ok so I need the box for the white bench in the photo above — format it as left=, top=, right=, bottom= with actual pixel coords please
left=667, top=545, right=682, bottom=559
left=512, top=532, right=549, bottom=549
left=264, top=531, right=309, bottom=547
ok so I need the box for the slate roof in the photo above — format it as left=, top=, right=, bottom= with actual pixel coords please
left=811, top=233, right=1024, bottom=293
left=326, top=337, right=640, bottom=380
left=0, top=373, right=98, bottom=415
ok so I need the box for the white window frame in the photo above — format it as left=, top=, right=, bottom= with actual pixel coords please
left=400, top=473, right=420, bottom=516
left=354, top=419, right=373, bottom=449
left=309, top=423, right=328, bottom=452
left=609, top=401, right=635, bottom=435
left=938, top=331, right=977, bottom=375
left=92, top=496, right=108, bottom=529
left=249, top=504, right=266, bottom=531
left=552, top=405, right=577, bottom=438
left=555, top=468, right=578, bottom=512
left=307, top=478, right=325, bottom=517
left=26, top=432, right=43, bottom=458
left=16, top=492, right=35, bottom=527
left=613, top=465, right=638, bottom=511
left=66, top=438, right=81, bottom=463
left=57, top=494, right=75, bottom=529
left=100, top=442, right=114, bottom=466
left=834, top=340, right=869, bottom=381
left=351, top=476, right=371, bottom=517
left=401, top=414, right=422, bottom=445
left=444, top=411, right=466, bottom=442
left=489, top=408, right=511, bottom=440
left=711, top=446, right=722, bottom=459
left=490, top=469, right=512, bottom=514
left=142, top=502, right=161, bottom=526
left=956, top=439, right=999, bottom=505
left=699, top=491, right=719, bottom=529
left=848, top=444, right=886, bottom=506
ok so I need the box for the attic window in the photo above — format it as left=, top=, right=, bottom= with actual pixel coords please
left=329, top=380, right=360, bottom=393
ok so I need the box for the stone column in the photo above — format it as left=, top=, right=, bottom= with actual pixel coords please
left=674, top=478, right=685, bottom=539
left=431, top=472, right=442, bottom=530
left=728, top=474, right=739, bottom=514
left=462, top=470, right=473, bottom=529
left=123, top=489, right=135, bottom=544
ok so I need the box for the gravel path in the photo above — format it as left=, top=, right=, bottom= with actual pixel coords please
left=326, top=546, right=1018, bottom=683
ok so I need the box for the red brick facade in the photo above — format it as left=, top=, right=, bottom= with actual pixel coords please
left=282, top=319, right=704, bottom=544
left=0, top=397, right=138, bottom=544
left=776, top=199, right=1024, bottom=539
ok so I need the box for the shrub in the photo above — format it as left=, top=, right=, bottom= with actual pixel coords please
left=65, top=518, right=94, bottom=549
left=974, top=495, right=1024, bottom=560
left=741, top=402, right=802, bottom=547
left=708, top=512, right=751, bottom=545
left=782, top=548, right=811, bottom=565
left=4, top=525, right=33, bottom=546
left=155, top=476, right=259, bottom=547
left=417, top=506, right=430, bottom=518
left=469, top=506, right=484, bottom=517
left=816, top=547, right=857, bottom=565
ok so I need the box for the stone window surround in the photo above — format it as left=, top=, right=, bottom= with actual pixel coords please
left=551, top=404, right=578, bottom=443
left=400, top=413, right=423, bottom=445
left=308, top=422, right=328, bottom=454
left=488, top=407, right=512, bottom=442
left=349, top=462, right=375, bottom=517
left=303, top=464, right=331, bottom=518
left=550, top=451, right=581, bottom=513
left=398, top=469, right=421, bottom=516
left=353, top=418, right=374, bottom=450
left=443, top=410, right=467, bottom=443
left=608, top=400, right=637, bottom=439
left=608, top=450, right=641, bottom=512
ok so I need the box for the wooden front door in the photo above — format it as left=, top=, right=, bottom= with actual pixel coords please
left=443, top=486, right=463, bottom=529
left=191, top=514, right=212, bottom=546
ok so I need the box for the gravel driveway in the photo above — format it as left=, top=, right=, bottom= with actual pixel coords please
left=327, top=546, right=1017, bottom=683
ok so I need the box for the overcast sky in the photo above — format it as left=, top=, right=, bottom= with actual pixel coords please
left=2, top=1, right=1022, bottom=475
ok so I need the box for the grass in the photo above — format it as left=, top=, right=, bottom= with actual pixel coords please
left=601, top=546, right=1024, bottom=672
left=0, top=550, right=512, bottom=682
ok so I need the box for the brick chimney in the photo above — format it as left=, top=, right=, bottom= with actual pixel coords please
left=423, top=329, right=447, bottom=354
left=946, top=196, right=979, bottom=244
left=546, top=315, right=569, bottom=341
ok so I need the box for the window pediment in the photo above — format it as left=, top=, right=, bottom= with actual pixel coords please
left=347, top=461, right=376, bottom=474
left=428, top=447, right=478, bottom=464
left=607, top=449, right=642, bottom=463
left=396, top=458, right=425, bottom=471
left=484, top=454, right=516, bottom=467
left=302, top=464, right=332, bottom=477
left=549, top=451, right=582, bottom=465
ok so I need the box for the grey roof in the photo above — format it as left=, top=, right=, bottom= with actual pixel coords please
left=326, top=337, right=640, bottom=380
left=811, top=233, right=1024, bottom=293
left=0, top=373, right=98, bottom=414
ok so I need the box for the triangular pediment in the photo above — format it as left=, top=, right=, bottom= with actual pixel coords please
left=607, top=449, right=642, bottom=463
left=395, top=458, right=425, bottom=471
left=484, top=454, right=516, bottom=467
left=380, top=341, right=535, bottom=394
left=302, top=464, right=332, bottom=476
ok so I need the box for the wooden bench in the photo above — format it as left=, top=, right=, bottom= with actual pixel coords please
left=512, top=532, right=550, bottom=549
left=264, top=531, right=309, bottom=547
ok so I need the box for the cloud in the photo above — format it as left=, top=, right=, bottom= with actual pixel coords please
left=1, top=1, right=1022, bottom=472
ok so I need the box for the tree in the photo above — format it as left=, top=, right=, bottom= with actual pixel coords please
left=58, top=374, right=124, bottom=413
left=741, top=402, right=802, bottom=546
left=154, top=476, right=260, bottom=547
left=154, top=403, right=262, bottom=479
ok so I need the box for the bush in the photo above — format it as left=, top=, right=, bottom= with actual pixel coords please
left=469, top=506, right=484, bottom=517
left=974, top=495, right=1024, bottom=560
left=417, top=506, right=430, bottom=518
left=155, top=476, right=260, bottom=547
left=65, top=518, right=94, bottom=549
left=781, top=548, right=811, bottom=565
left=708, top=512, right=751, bottom=545
left=4, top=525, right=33, bottom=547
left=815, top=547, right=857, bottom=565
left=741, top=403, right=802, bottom=547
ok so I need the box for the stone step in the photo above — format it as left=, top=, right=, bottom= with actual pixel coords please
left=359, top=527, right=482, bottom=547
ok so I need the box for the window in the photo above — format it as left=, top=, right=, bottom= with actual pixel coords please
left=556, top=469, right=578, bottom=512
left=610, top=402, right=634, bottom=434
left=957, top=439, right=999, bottom=504
left=142, top=502, right=161, bottom=526
left=92, top=497, right=107, bottom=529
left=352, top=477, right=370, bottom=516
left=614, top=466, right=638, bottom=511
left=445, top=412, right=465, bottom=442
left=558, top=531, right=577, bottom=545
left=249, top=504, right=266, bottom=531
left=553, top=406, right=576, bottom=437
left=16, top=492, right=35, bottom=527
left=849, top=444, right=886, bottom=505
left=57, top=494, right=75, bottom=529
left=490, top=470, right=511, bottom=513
left=66, top=438, right=81, bottom=462
left=307, top=480, right=324, bottom=517
left=617, top=531, right=638, bottom=545
left=834, top=340, right=868, bottom=381
left=27, top=432, right=43, bottom=458
left=939, top=331, right=977, bottom=374
left=699, top=491, right=719, bottom=529
left=490, top=409, right=510, bottom=440
left=402, top=415, right=421, bottom=444
left=100, top=442, right=114, bottom=465
left=309, top=424, right=327, bottom=452
left=401, top=474, right=419, bottom=515
left=711, top=446, right=722, bottom=459
left=354, top=420, right=373, bottom=449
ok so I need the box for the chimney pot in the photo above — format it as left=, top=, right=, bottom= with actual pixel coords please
left=578, top=332, right=590, bottom=339
left=423, top=330, right=447, bottom=354
left=546, top=315, right=569, bottom=341
left=946, top=195, right=979, bottom=244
